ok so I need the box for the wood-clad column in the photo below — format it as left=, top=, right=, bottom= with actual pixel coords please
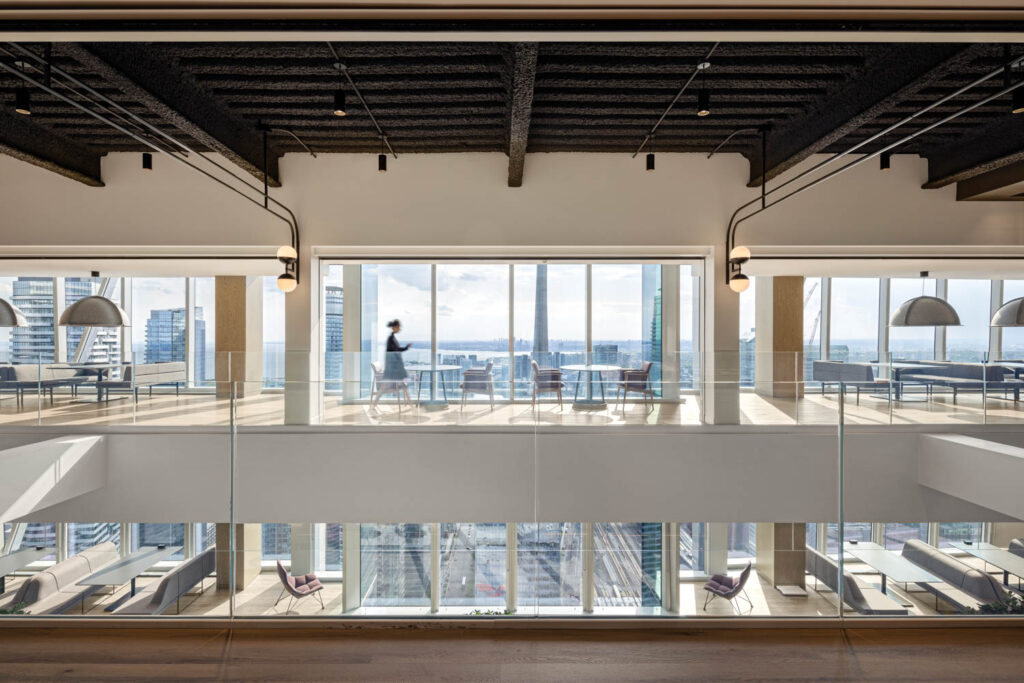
left=754, top=276, right=804, bottom=399
left=214, top=276, right=263, bottom=398
left=755, top=522, right=807, bottom=589
left=215, top=523, right=262, bottom=591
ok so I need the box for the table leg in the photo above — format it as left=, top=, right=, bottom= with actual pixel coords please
left=441, top=371, right=448, bottom=401
left=881, top=574, right=887, bottom=594
left=96, top=369, right=106, bottom=401
left=417, top=372, right=424, bottom=403
left=574, top=372, right=582, bottom=401
left=1004, top=570, right=1010, bottom=586
left=585, top=370, right=594, bottom=401
left=598, top=372, right=605, bottom=402
left=131, top=576, right=137, bottom=597
left=1, top=575, right=5, bottom=594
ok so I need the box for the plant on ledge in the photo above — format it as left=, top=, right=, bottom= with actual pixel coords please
left=972, top=595, right=1024, bottom=615
left=0, top=603, right=27, bottom=615
left=469, top=609, right=514, bottom=616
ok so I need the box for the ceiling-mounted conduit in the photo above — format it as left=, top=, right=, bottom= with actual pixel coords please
left=724, top=51, right=1024, bottom=286
left=0, top=42, right=302, bottom=283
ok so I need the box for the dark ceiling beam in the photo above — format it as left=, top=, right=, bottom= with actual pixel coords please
left=746, top=44, right=989, bottom=188
left=0, top=109, right=104, bottom=186
left=921, top=113, right=1024, bottom=188
left=61, top=43, right=280, bottom=187
left=507, top=43, right=538, bottom=188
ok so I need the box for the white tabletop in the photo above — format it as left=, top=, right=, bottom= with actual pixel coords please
left=78, top=546, right=182, bottom=586
left=405, top=364, right=463, bottom=372
left=952, top=542, right=1024, bottom=577
left=844, top=542, right=942, bottom=584
left=561, top=364, right=621, bottom=372
left=0, top=547, right=54, bottom=575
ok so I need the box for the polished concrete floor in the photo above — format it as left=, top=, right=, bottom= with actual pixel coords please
left=0, top=625, right=1020, bottom=682
left=1, top=388, right=1021, bottom=427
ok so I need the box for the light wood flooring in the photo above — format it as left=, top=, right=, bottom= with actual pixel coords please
left=2, top=389, right=1023, bottom=427
left=0, top=625, right=1021, bottom=682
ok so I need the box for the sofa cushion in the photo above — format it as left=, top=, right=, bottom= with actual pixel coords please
left=45, top=555, right=91, bottom=590
left=1009, top=538, right=1024, bottom=559
left=902, top=539, right=1006, bottom=604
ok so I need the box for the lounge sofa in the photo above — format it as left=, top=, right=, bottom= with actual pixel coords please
left=1009, top=538, right=1024, bottom=559
left=901, top=539, right=1007, bottom=612
left=114, top=547, right=216, bottom=615
left=901, top=362, right=1023, bottom=403
left=0, top=542, right=119, bottom=615
left=0, top=363, right=95, bottom=405
left=805, top=546, right=907, bottom=615
left=811, top=361, right=890, bottom=402
left=97, top=362, right=186, bottom=402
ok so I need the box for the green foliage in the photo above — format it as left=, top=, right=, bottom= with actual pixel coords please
left=469, top=608, right=514, bottom=616
left=0, top=602, right=27, bottom=615
left=973, top=595, right=1024, bottom=615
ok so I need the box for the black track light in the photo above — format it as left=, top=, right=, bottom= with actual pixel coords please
left=697, top=89, right=711, bottom=117
left=1013, top=88, right=1024, bottom=115
left=880, top=151, right=891, bottom=171
left=378, top=153, right=387, bottom=173
left=13, top=87, right=30, bottom=115
left=333, top=89, right=346, bottom=117
left=142, top=152, right=153, bottom=170
left=646, top=152, right=655, bottom=172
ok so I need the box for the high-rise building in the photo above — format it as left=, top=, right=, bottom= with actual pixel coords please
left=11, top=277, right=120, bottom=365
left=144, top=307, right=206, bottom=380
left=324, top=285, right=343, bottom=390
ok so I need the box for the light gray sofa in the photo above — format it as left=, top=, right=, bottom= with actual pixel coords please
left=0, top=363, right=95, bottom=405
left=97, top=362, right=186, bottom=402
left=0, top=542, right=119, bottom=615
left=901, top=539, right=1007, bottom=612
left=805, top=546, right=907, bottom=615
left=1009, top=538, right=1024, bottom=559
left=114, top=547, right=216, bottom=615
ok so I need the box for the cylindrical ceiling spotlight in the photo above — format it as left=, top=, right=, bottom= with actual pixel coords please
left=879, top=151, right=891, bottom=171
left=646, top=152, right=655, bottom=172
left=14, top=87, right=31, bottom=115
left=697, top=88, right=711, bottom=117
left=333, top=89, right=347, bottom=117
left=1013, top=87, right=1024, bottom=115
left=142, top=152, right=153, bottom=170
left=378, top=135, right=387, bottom=173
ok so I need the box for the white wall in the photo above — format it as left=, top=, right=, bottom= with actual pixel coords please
left=1, top=151, right=1022, bottom=251
left=0, top=426, right=1014, bottom=524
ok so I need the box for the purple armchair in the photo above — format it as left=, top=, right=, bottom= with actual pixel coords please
left=531, top=359, right=564, bottom=410
left=274, top=560, right=325, bottom=612
left=615, top=361, right=654, bottom=410
left=702, top=562, right=752, bottom=612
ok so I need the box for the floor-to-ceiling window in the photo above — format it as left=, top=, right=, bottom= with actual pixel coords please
left=937, top=522, right=984, bottom=548
left=360, top=523, right=432, bottom=608
left=0, top=277, right=12, bottom=363
left=1000, top=280, right=1024, bottom=359
left=192, top=278, right=216, bottom=388
left=829, top=278, right=879, bottom=362
left=679, top=522, right=705, bottom=574
left=263, top=276, right=286, bottom=388
left=438, top=523, right=506, bottom=608
left=516, top=522, right=583, bottom=610
left=679, top=265, right=700, bottom=391
left=739, top=277, right=756, bottom=387
left=888, top=277, right=936, bottom=360
left=512, top=265, right=587, bottom=398
left=882, top=523, right=929, bottom=550
left=132, top=278, right=187, bottom=369
left=436, top=265, right=510, bottom=401
left=945, top=280, right=991, bottom=362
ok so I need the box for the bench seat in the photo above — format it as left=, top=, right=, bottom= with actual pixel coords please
left=0, top=542, right=119, bottom=615
left=901, top=539, right=1007, bottom=613
left=114, top=547, right=216, bottom=615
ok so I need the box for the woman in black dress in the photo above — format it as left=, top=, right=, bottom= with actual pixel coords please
left=383, top=319, right=411, bottom=381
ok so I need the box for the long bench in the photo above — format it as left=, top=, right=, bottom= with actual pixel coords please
left=804, top=546, right=908, bottom=615
left=97, top=362, right=186, bottom=402
left=900, top=362, right=1024, bottom=403
left=114, top=547, right=216, bottom=615
left=810, top=361, right=891, bottom=402
left=0, top=364, right=95, bottom=405
left=900, top=539, right=1007, bottom=613
left=0, top=542, right=119, bottom=615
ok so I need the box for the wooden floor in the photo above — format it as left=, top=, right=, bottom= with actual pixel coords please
left=2, top=388, right=1022, bottom=427
left=0, top=625, right=1020, bottom=681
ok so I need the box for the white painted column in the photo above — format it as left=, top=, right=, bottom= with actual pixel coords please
left=284, top=253, right=321, bottom=425
left=661, top=265, right=681, bottom=402
left=53, top=277, right=67, bottom=363
left=505, top=523, right=517, bottom=613
left=705, top=522, right=729, bottom=576
left=704, top=254, right=740, bottom=424
left=430, top=522, right=440, bottom=613
left=342, top=265, right=362, bottom=402
left=342, top=523, right=361, bottom=613
left=289, top=523, right=324, bottom=575
left=185, top=278, right=196, bottom=387
left=120, top=278, right=133, bottom=365
left=935, top=279, right=948, bottom=360
left=662, top=522, right=680, bottom=613
left=990, top=280, right=1003, bottom=361
left=581, top=521, right=594, bottom=613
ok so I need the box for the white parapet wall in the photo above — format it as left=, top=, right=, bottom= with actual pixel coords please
left=0, top=435, right=107, bottom=524
left=0, top=426, right=1016, bottom=525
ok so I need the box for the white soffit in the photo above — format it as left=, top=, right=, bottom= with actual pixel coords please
left=746, top=257, right=1024, bottom=280
left=0, top=258, right=279, bottom=278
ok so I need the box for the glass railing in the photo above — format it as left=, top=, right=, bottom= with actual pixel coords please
left=2, top=373, right=1022, bottom=621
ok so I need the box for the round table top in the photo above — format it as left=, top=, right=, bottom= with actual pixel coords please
left=405, top=364, right=464, bottom=372
left=560, top=364, right=622, bottom=372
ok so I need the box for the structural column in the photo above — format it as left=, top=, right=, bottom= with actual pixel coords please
left=214, top=276, right=263, bottom=398
left=705, top=255, right=740, bottom=424
left=755, top=523, right=806, bottom=590
left=289, top=523, right=325, bottom=575
left=342, top=523, right=361, bottom=613
left=754, top=276, right=805, bottom=399
left=215, top=523, right=262, bottom=591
